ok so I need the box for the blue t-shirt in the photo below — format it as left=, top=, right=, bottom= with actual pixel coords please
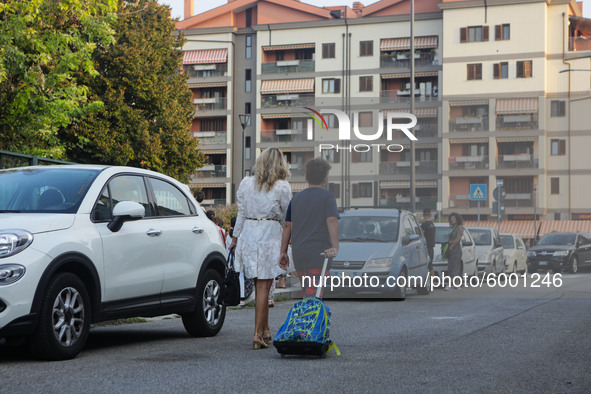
left=286, top=187, right=339, bottom=258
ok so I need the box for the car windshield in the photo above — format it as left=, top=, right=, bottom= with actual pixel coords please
left=468, top=229, right=492, bottom=246
left=339, top=216, right=398, bottom=242
left=537, top=233, right=576, bottom=246
left=500, top=235, right=515, bottom=249
left=435, top=227, right=452, bottom=244
left=0, top=167, right=100, bottom=213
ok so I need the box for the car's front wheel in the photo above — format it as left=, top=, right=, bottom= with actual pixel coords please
left=182, top=269, right=226, bottom=337
left=392, top=269, right=407, bottom=301
left=29, top=273, right=91, bottom=360
left=568, top=255, right=579, bottom=274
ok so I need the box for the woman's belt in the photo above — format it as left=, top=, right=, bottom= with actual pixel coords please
left=245, top=217, right=280, bottom=222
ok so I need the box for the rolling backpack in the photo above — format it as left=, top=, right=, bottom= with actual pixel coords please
left=273, top=256, right=341, bottom=357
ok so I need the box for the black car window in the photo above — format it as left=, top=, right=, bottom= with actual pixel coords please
left=537, top=233, right=576, bottom=246
left=149, top=177, right=191, bottom=216
left=108, top=175, right=152, bottom=217
left=469, top=229, right=491, bottom=245
left=516, top=238, right=525, bottom=250
left=500, top=235, right=515, bottom=249
left=92, top=186, right=112, bottom=222
left=339, top=216, right=399, bottom=242
left=409, top=215, right=422, bottom=236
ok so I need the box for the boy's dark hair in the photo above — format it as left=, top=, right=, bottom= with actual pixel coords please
left=194, top=190, right=205, bottom=203
left=423, top=208, right=432, bottom=217
left=206, top=210, right=216, bottom=221
left=305, top=158, right=331, bottom=185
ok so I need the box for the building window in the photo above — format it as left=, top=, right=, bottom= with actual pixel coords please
left=360, top=40, right=373, bottom=57
left=353, top=182, right=373, bottom=198
left=460, top=26, right=489, bottom=43
left=551, top=100, right=566, bottom=117
left=322, top=78, right=341, bottom=93
left=467, top=63, right=482, bottom=80
left=322, top=149, right=340, bottom=163
left=551, top=177, right=559, bottom=195
left=516, top=60, right=532, bottom=78
left=245, top=35, right=252, bottom=59
left=245, top=69, right=251, bottom=92
left=358, top=111, right=373, bottom=127
left=359, top=76, right=373, bottom=92
left=329, top=183, right=340, bottom=198
left=551, top=139, right=566, bottom=156
left=493, top=62, right=508, bottom=79
left=495, top=24, right=510, bottom=40
left=322, top=43, right=335, bottom=59
left=245, top=136, right=251, bottom=160
left=325, top=114, right=338, bottom=128
left=245, top=8, right=252, bottom=27
left=245, top=103, right=251, bottom=125
left=352, top=150, right=373, bottom=163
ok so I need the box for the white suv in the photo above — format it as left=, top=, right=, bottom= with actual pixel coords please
left=0, top=165, right=227, bottom=360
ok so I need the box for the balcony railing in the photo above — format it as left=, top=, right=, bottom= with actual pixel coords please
left=449, top=156, right=489, bottom=170
left=194, top=165, right=227, bottom=178
left=261, top=94, right=314, bottom=108
left=496, top=154, right=538, bottom=169
left=505, top=193, right=533, bottom=207
left=380, top=197, right=437, bottom=211
left=449, top=117, right=489, bottom=132
left=260, top=129, right=306, bottom=143
left=201, top=198, right=227, bottom=207
left=414, top=122, right=438, bottom=138
left=194, top=97, right=227, bottom=111
left=261, top=59, right=315, bottom=74
left=569, top=36, right=591, bottom=51
left=496, top=116, right=538, bottom=131
left=379, top=160, right=437, bottom=175
left=194, top=131, right=227, bottom=145
left=380, top=54, right=437, bottom=68
left=449, top=195, right=488, bottom=209
left=185, top=64, right=227, bottom=78
left=381, top=90, right=438, bottom=104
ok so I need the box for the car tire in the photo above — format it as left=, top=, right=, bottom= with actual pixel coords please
left=512, top=262, right=517, bottom=274
left=28, top=273, right=91, bottom=360
left=529, top=265, right=537, bottom=274
left=473, top=260, right=479, bottom=277
left=182, top=269, right=226, bottom=337
left=416, top=273, right=431, bottom=295
left=568, top=256, right=578, bottom=274
left=392, top=269, right=407, bottom=301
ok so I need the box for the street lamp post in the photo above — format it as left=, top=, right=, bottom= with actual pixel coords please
left=238, top=114, right=250, bottom=179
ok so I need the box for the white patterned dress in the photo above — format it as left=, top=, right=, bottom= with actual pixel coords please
left=233, top=177, right=292, bottom=279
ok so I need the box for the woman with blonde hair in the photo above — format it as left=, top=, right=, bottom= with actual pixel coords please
left=229, top=148, right=292, bottom=349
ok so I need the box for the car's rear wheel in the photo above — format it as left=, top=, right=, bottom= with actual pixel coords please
left=568, top=256, right=578, bottom=274
left=29, top=273, right=91, bottom=360
left=416, top=272, right=431, bottom=295
left=393, top=269, right=407, bottom=301
left=182, top=269, right=226, bottom=337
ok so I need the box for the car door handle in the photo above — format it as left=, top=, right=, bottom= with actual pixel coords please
left=146, top=229, right=162, bottom=237
left=192, top=227, right=204, bottom=235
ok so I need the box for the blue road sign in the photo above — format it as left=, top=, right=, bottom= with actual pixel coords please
left=470, top=184, right=487, bottom=201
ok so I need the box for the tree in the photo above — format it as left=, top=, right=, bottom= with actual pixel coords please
left=0, top=0, right=116, bottom=158
left=62, top=0, right=203, bottom=182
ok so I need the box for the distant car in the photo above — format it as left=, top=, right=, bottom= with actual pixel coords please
left=328, top=209, right=431, bottom=300
left=527, top=232, right=591, bottom=274
left=466, top=227, right=505, bottom=275
left=0, top=165, right=227, bottom=360
left=500, top=234, right=527, bottom=274
left=432, top=223, right=478, bottom=278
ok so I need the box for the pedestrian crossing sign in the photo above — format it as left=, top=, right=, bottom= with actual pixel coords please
left=470, top=184, right=487, bottom=201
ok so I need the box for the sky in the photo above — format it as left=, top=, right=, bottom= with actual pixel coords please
left=161, top=0, right=591, bottom=21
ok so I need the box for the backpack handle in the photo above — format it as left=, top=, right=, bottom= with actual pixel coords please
left=317, top=253, right=330, bottom=298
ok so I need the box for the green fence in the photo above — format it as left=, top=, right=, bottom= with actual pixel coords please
left=0, top=150, right=73, bottom=169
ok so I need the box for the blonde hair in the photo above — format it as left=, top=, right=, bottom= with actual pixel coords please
left=253, top=148, right=290, bottom=192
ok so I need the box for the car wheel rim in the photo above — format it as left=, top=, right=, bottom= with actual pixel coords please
left=203, top=279, right=222, bottom=327
left=572, top=258, right=578, bottom=273
left=52, top=287, right=85, bottom=347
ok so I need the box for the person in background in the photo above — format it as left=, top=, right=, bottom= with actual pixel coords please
left=194, top=190, right=205, bottom=204
left=420, top=208, right=436, bottom=277
left=229, top=148, right=292, bottom=350
left=279, top=158, right=339, bottom=298
left=446, top=212, right=465, bottom=291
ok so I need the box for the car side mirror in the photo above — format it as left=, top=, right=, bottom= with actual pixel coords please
left=403, top=234, right=420, bottom=245
left=108, top=201, right=145, bottom=232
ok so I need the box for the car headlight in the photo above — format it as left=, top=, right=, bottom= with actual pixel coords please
left=365, top=258, right=392, bottom=268
left=0, top=230, right=34, bottom=258
left=527, top=251, right=536, bottom=257
left=553, top=250, right=569, bottom=257
left=0, top=264, right=26, bottom=285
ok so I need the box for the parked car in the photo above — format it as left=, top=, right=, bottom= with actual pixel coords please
left=466, top=227, right=505, bottom=275
left=527, top=232, right=591, bottom=274
left=432, top=223, right=478, bottom=279
left=500, top=234, right=527, bottom=274
left=0, top=165, right=228, bottom=360
left=328, top=209, right=431, bottom=300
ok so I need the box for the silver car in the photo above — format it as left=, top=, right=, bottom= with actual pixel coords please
left=432, top=223, right=478, bottom=278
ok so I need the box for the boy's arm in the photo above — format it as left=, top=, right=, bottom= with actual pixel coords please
left=324, top=216, right=339, bottom=258
left=279, top=221, right=292, bottom=270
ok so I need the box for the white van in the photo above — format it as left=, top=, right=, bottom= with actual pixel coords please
left=466, top=227, right=505, bottom=275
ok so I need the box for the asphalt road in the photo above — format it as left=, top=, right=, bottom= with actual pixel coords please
left=1, top=272, right=590, bottom=393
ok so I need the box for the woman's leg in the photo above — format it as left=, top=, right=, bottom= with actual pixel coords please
left=254, top=278, right=273, bottom=344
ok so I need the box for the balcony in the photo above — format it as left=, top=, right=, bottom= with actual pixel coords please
left=379, top=160, right=437, bottom=175
left=449, top=156, right=488, bottom=170
left=414, top=122, right=438, bottom=138
left=261, top=60, right=315, bottom=74
left=496, top=115, right=538, bottom=131
left=288, top=165, right=305, bottom=177
left=260, top=129, right=305, bottom=143
left=505, top=193, right=533, bottom=208
left=194, top=165, right=227, bottom=179
left=380, top=197, right=437, bottom=211
left=381, top=90, right=438, bottom=104
left=194, top=97, right=227, bottom=112
left=261, top=94, right=314, bottom=108
left=449, top=116, right=489, bottom=132
left=496, top=154, right=538, bottom=169
left=569, top=35, right=591, bottom=51
left=202, top=198, right=227, bottom=207
left=449, top=195, right=488, bottom=209
left=194, top=131, right=227, bottom=145
left=185, top=64, right=227, bottom=78
left=379, top=53, right=437, bottom=69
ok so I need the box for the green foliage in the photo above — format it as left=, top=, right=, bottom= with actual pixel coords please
left=61, top=0, right=203, bottom=182
left=0, top=0, right=116, bottom=158
left=214, top=204, right=238, bottom=232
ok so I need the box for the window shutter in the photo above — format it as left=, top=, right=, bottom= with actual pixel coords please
left=460, top=27, right=467, bottom=43
left=353, top=183, right=359, bottom=198
left=516, top=61, right=523, bottom=78
left=524, top=61, right=532, bottom=77
left=475, top=64, right=482, bottom=80
left=482, top=26, right=489, bottom=41
left=495, top=25, right=501, bottom=41
left=467, top=65, right=473, bottom=80
left=559, top=101, right=566, bottom=116
left=559, top=139, right=566, bottom=155
left=335, top=78, right=341, bottom=93
left=352, top=151, right=361, bottom=163
left=322, top=44, right=328, bottom=59
left=493, top=63, right=500, bottom=79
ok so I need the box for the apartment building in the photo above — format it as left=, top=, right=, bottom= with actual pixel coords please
left=177, top=0, right=591, bottom=226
